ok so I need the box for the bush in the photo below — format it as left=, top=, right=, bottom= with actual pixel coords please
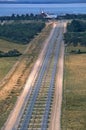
left=64, top=20, right=86, bottom=46
left=0, top=22, right=45, bottom=44
left=0, top=49, right=22, bottom=57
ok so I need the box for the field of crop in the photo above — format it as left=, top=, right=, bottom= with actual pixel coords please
left=66, top=45, right=86, bottom=53
left=62, top=51, right=86, bottom=130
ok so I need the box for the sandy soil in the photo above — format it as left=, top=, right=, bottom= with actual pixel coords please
left=49, top=22, right=65, bottom=130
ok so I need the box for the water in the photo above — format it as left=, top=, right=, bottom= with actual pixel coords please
left=0, top=3, right=86, bottom=16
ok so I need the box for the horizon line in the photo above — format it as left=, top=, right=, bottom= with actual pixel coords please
left=0, top=1, right=86, bottom=4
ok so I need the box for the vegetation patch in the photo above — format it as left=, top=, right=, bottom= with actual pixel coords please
left=0, top=39, right=27, bottom=52
left=62, top=19, right=86, bottom=129
left=62, top=49, right=86, bottom=130
left=0, top=13, right=45, bottom=21
left=0, top=49, right=21, bottom=57
left=57, top=14, right=86, bottom=20
left=0, top=39, right=26, bottom=81
left=0, top=57, right=18, bottom=81
left=0, top=22, right=45, bottom=44
left=64, top=20, right=86, bottom=46
left=66, top=45, right=86, bottom=54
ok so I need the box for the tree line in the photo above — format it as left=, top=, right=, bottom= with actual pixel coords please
left=1, top=13, right=86, bottom=22
left=57, top=14, right=86, bottom=20
left=0, top=22, right=45, bottom=44
left=0, top=13, right=45, bottom=22
left=64, top=20, right=86, bottom=46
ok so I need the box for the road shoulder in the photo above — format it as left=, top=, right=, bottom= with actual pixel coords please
left=49, top=41, right=64, bottom=130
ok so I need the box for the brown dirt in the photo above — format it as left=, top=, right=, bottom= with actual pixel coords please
left=49, top=22, right=66, bottom=130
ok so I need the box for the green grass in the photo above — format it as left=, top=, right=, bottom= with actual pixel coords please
left=0, top=39, right=27, bottom=81
left=0, top=57, right=18, bottom=81
left=0, top=22, right=45, bottom=44
left=66, top=45, right=86, bottom=53
left=62, top=49, right=86, bottom=130
left=0, top=39, right=27, bottom=53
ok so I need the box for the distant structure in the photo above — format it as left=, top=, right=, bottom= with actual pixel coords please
left=40, top=11, right=57, bottom=19
left=41, top=11, right=48, bottom=18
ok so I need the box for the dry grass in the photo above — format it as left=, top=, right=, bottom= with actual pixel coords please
left=0, top=39, right=27, bottom=53
left=66, top=45, right=86, bottom=53
left=0, top=57, right=18, bottom=81
left=62, top=52, right=86, bottom=130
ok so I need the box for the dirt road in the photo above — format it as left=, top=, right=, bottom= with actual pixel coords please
left=49, top=22, right=65, bottom=130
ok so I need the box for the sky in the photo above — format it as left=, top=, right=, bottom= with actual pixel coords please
left=0, top=0, right=86, bottom=3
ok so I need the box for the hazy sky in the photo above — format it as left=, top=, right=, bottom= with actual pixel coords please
left=0, top=0, right=86, bottom=2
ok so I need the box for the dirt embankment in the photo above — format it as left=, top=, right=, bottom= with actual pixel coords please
left=49, top=22, right=65, bottom=130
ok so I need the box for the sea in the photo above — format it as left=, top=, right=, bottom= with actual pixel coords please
left=0, top=3, right=86, bottom=16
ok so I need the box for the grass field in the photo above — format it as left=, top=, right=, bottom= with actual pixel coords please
left=0, top=39, right=27, bottom=52
left=66, top=45, right=86, bottom=53
left=0, top=39, right=27, bottom=81
left=62, top=49, right=86, bottom=130
left=0, top=57, right=18, bottom=81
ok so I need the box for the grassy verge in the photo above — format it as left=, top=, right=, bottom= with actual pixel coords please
left=62, top=47, right=86, bottom=130
left=66, top=45, right=86, bottom=53
left=0, top=39, right=27, bottom=52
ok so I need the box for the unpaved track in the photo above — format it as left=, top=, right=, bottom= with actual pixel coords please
left=2, top=23, right=56, bottom=130
left=49, top=42, right=64, bottom=130
left=49, top=22, right=65, bottom=130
